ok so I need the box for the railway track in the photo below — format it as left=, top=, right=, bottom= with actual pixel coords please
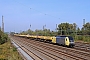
left=11, top=36, right=90, bottom=60
left=11, top=36, right=66, bottom=60
left=11, top=38, right=42, bottom=60
left=27, top=39, right=90, bottom=60
left=75, top=42, right=90, bottom=52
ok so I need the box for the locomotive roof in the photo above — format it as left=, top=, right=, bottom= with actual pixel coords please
left=56, top=35, right=69, bottom=37
left=56, top=35, right=74, bottom=40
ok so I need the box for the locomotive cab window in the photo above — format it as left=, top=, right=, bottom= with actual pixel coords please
left=66, top=39, right=67, bottom=41
left=68, top=36, right=74, bottom=42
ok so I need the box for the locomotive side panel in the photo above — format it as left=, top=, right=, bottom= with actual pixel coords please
left=56, top=37, right=65, bottom=45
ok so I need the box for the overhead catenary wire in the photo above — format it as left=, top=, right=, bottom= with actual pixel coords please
left=14, top=0, right=60, bottom=20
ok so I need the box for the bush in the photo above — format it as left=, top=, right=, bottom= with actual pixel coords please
left=74, top=35, right=90, bottom=43
left=0, top=30, right=8, bottom=45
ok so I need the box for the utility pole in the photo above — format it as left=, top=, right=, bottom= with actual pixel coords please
left=55, top=24, right=57, bottom=36
left=83, top=19, right=85, bottom=26
left=43, top=25, right=46, bottom=36
left=61, top=27, right=62, bottom=35
left=2, top=15, right=4, bottom=32
left=30, top=24, right=31, bottom=35
left=56, top=24, right=57, bottom=32
left=83, top=19, right=85, bottom=35
left=43, top=26, right=44, bottom=30
left=76, top=25, right=77, bottom=35
left=83, top=19, right=85, bottom=30
left=30, top=24, right=31, bottom=29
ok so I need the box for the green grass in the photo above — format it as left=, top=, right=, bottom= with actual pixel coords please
left=74, top=35, right=90, bottom=43
left=0, top=40, right=23, bottom=60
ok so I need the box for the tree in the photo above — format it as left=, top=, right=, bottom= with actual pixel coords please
left=0, top=30, right=8, bottom=44
left=82, top=22, right=90, bottom=35
left=77, top=27, right=81, bottom=35
left=73, top=23, right=77, bottom=31
left=57, top=22, right=77, bottom=35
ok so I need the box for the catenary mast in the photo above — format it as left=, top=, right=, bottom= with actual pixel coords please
left=2, top=15, right=4, bottom=32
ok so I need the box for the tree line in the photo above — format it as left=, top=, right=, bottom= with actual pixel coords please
left=18, top=22, right=90, bottom=36
left=57, top=22, right=90, bottom=35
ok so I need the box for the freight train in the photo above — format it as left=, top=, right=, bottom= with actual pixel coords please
left=14, top=34, right=75, bottom=47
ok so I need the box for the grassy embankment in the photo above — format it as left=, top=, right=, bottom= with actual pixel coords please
left=0, top=39, right=23, bottom=60
left=74, top=35, right=90, bottom=43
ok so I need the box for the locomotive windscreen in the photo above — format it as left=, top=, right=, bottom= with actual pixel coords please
left=68, top=36, right=74, bottom=42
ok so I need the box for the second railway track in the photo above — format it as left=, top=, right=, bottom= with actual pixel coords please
left=75, top=42, right=90, bottom=52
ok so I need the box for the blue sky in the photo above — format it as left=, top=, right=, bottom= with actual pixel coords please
left=0, top=0, right=90, bottom=32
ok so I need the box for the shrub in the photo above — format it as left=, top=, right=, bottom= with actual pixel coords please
left=0, top=30, right=8, bottom=44
left=74, top=35, right=90, bottom=43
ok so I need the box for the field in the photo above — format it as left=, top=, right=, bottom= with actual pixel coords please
left=0, top=40, right=23, bottom=60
